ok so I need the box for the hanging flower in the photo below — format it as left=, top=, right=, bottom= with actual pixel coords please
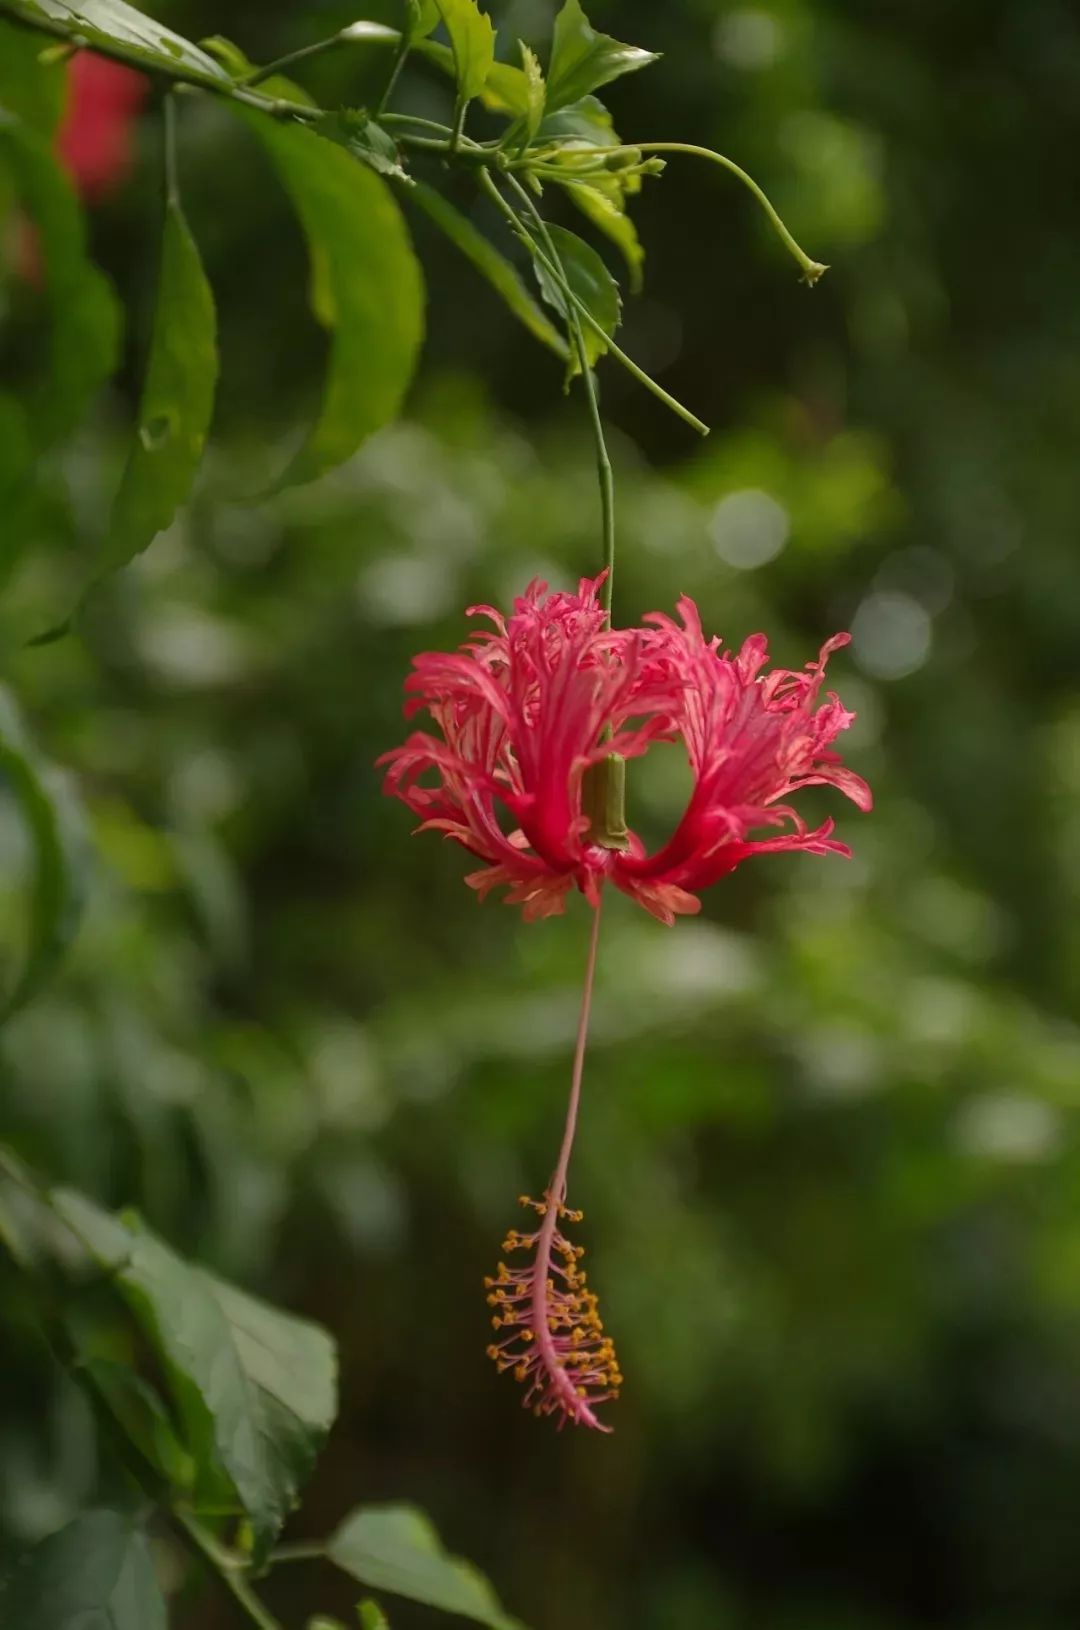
left=379, top=576, right=872, bottom=924
left=381, top=577, right=872, bottom=1432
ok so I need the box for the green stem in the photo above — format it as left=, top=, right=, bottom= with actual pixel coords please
left=245, top=34, right=346, bottom=87
left=478, top=168, right=709, bottom=438
left=549, top=141, right=828, bottom=285
left=449, top=95, right=468, bottom=154
left=174, top=1509, right=286, bottom=1630
left=265, top=1540, right=326, bottom=1566
left=162, top=92, right=180, bottom=209
left=378, top=29, right=413, bottom=114
left=505, top=174, right=615, bottom=618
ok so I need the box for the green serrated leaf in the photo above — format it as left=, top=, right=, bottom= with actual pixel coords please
left=6, top=0, right=228, bottom=82
left=546, top=0, right=658, bottom=113
left=238, top=112, right=424, bottom=489
left=563, top=180, right=644, bottom=292
left=0, top=19, right=67, bottom=134
left=408, top=181, right=566, bottom=360
left=100, top=198, right=217, bottom=577
left=532, top=221, right=621, bottom=374
left=518, top=40, right=545, bottom=147
left=318, top=110, right=409, bottom=182
left=328, top=1505, right=525, bottom=1630
left=0, top=110, right=120, bottom=446
left=0, top=1509, right=167, bottom=1630
left=408, top=36, right=528, bottom=114
left=53, top=1190, right=338, bottom=1561
left=433, top=0, right=495, bottom=103
left=0, top=689, right=88, bottom=1023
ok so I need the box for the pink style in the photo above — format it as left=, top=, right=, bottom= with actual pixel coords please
left=379, top=573, right=872, bottom=924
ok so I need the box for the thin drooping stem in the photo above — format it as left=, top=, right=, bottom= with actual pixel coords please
left=505, top=175, right=615, bottom=619
left=377, top=28, right=413, bottom=114
left=244, top=34, right=348, bottom=87
left=526, top=141, right=828, bottom=285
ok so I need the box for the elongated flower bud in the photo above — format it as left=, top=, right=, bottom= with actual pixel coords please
left=484, top=1193, right=621, bottom=1432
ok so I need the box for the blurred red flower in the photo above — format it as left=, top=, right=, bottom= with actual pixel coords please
left=57, top=50, right=148, bottom=201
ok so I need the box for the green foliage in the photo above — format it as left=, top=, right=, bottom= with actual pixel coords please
left=239, top=112, right=425, bottom=489
left=0, top=110, right=120, bottom=446
left=545, top=0, right=659, bottom=114
left=0, top=689, right=87, bottom=1021
left=532, top=222, right=621, bottom=373
left=327, top=1505, right=523, bottom=1630
left=408, top=181, right=567, bottom=359
left=103, top=197, right=218, bottom=581
left=54, top=1185, right=337, bottom=1560
left=0, top=1509, right=167, bottom=1629
left=6, top=0, right=227, bottom=82
left=433, top=0, right=495, bottom=105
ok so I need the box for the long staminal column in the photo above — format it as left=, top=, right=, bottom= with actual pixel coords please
left=484, top=904, right=621, bottom=1430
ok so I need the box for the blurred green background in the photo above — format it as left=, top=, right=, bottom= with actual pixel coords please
left=4, top=0, right=1080, bottom=1626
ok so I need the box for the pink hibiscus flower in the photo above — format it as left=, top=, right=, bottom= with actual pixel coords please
left=381, top=575, right=871, bottom=1431
left=379, top=575, right=871, bottom=925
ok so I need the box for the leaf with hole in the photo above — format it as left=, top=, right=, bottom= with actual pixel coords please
left=53, top=1189, right=338, bottom=1561
left=0, top=111, right=120, bottom=446
left=0, top=688, right=89, bottom=1023
left=99, top=197, right=217, bottom=579
left=0, top=1509, right=166, bottom=1630
left=239, top=111, right=424, bottom=488
left=531, top=222, right=621, bottom=373
left=408, top=181, right=566, bottom=360
left=328, top=1504, right=525, bottom=1630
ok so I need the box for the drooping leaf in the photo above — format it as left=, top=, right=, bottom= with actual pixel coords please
left=53, top=1189, right=338, bottom=1560
left=433, top=0, right=495, bottom=103
left=0, top=110, right=120, bottom=445
left=327, top=1505, right=525, bottom=1630
left=0, top=688, right=89, bottom=1023
left=239, top=111, right=424, bottom=488
left=531, top=221, right=621, bottom=373
left=564, top=180, right=644, bottom=292
left=518, top=41, right=545, bottom=146
left=546, top=0, right=658, bottom=113
left=5, top=0, right=228, bottom=83
left=100, top=197, right=217, bottom=577
left=0, top=18, right=67, bottom=134
left=318, top=109, right=409, bottom=182
left=408, top=181, right=566, bottom=359
left=0, top=1509, right=167, bottom=1630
